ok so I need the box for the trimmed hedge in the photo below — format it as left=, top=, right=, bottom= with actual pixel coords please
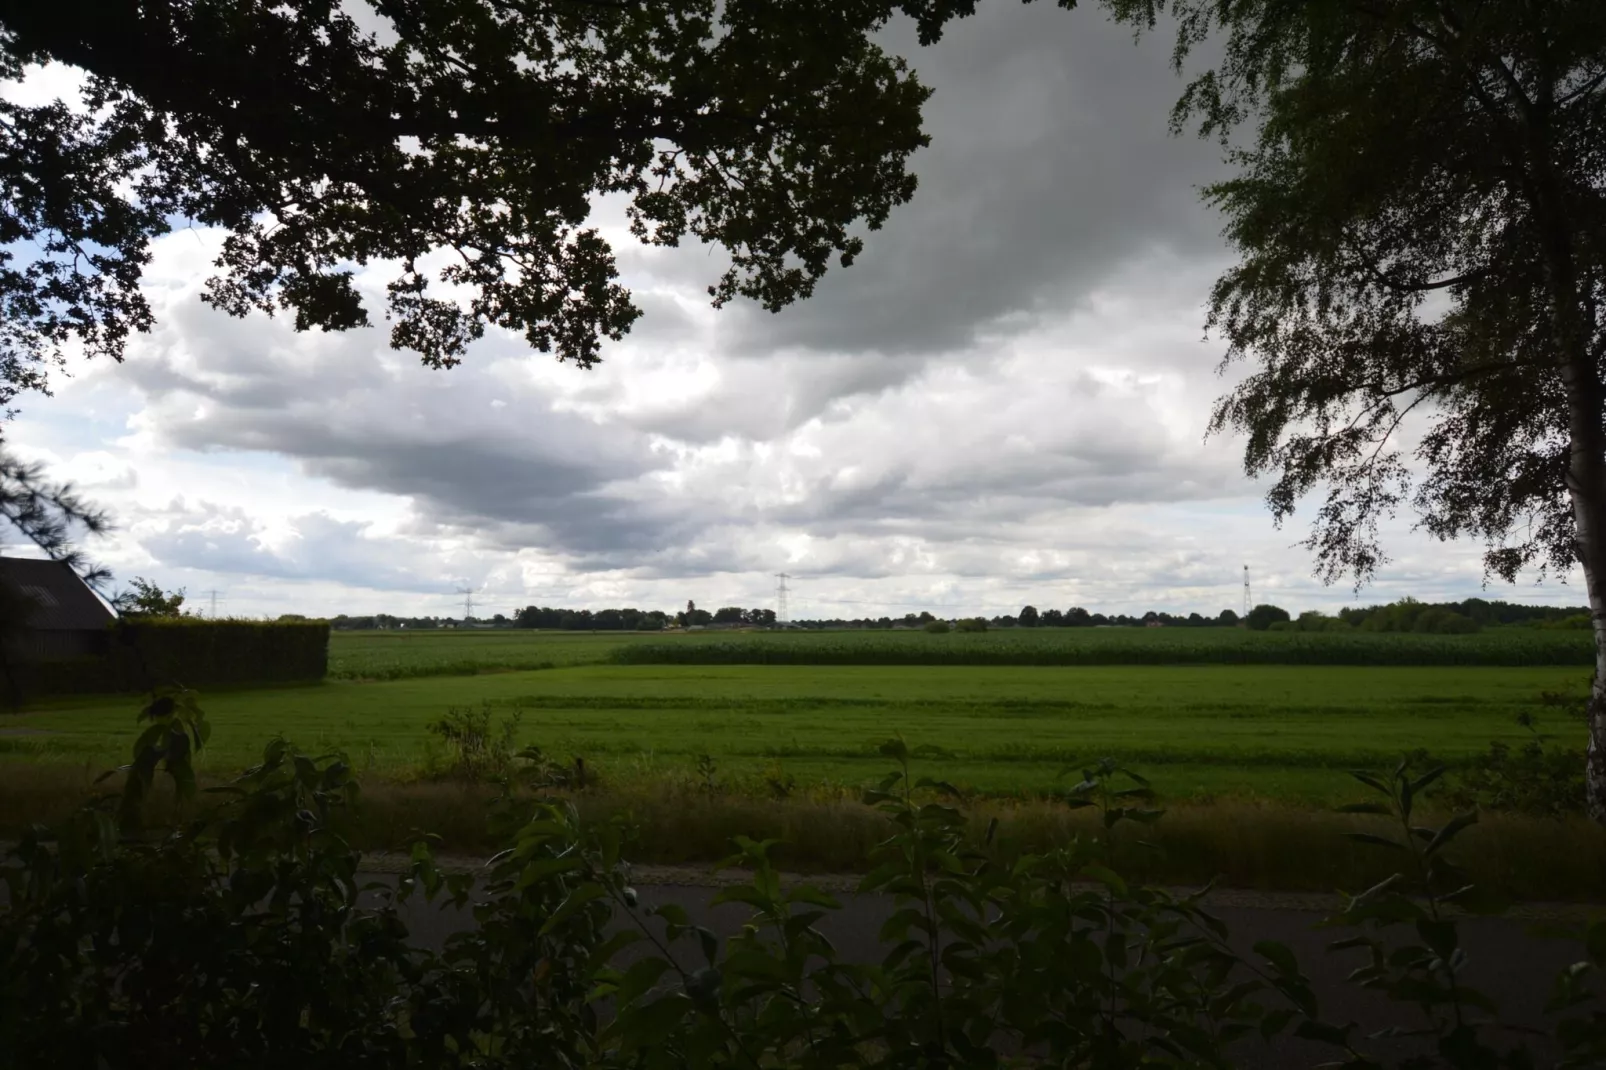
left=10, top=619, right=329, bottom=697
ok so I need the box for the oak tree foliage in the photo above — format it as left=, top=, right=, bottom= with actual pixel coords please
left=0, top=0, right=1076, bottom=432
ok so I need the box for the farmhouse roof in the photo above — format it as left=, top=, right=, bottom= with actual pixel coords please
left=0, top=556, right=116, bottom=631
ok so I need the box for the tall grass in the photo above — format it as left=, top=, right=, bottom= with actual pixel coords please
left=351, top=784, right=1606, bottom=901
left=610, top=629, right=1593, bottom=667
left=4, top=766, right=1602, bottom=901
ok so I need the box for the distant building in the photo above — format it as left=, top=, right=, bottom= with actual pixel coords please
left=0, top=556, right=117, bottom=660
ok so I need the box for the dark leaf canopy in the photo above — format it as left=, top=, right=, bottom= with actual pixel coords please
left=1108, top=0, right=1606, bottom=586
left=0, top=0, right=1074, bottom=428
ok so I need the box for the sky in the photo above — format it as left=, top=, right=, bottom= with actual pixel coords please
left=0, top=3, right=1584, bottom=621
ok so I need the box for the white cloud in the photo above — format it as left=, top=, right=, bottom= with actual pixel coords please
left=2, top=3, right=1582, bottom=618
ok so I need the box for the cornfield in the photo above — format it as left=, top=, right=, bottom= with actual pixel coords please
left=609, top=628, right=1595, bottom=667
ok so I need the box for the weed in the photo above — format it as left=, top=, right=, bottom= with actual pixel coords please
left=695, top=752, right=719, bottom=795
left=426, top=701, right=522, bottom=781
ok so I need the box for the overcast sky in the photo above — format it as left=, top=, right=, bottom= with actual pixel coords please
left=1, top=3, right=1583, bottom=620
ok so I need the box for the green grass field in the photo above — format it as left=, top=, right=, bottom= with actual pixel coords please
left=6, top=629, right=1601, bottom=895
left=322, top=625, right=1595, bottom=678
left=5, top=657, right=1589, bottom=804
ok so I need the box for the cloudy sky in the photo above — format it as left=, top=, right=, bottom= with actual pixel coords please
left=1, top=3, right=1581, bottom=620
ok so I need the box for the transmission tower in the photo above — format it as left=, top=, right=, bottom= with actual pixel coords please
left=1242, top=566, right=1252, bottom=618
left=775, top=573, right=790, bottom=625
left=456, top=585, right=476, bottom=622
left=202, top=589, right=221, bottom=618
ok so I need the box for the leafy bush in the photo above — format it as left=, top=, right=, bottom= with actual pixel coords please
left=922, top=619, right=951, bottom=634
left=1427, top=712, right=1588, bottom=816
left=427, top=701, right=524, bottom=781
left=1444, top=738, right=1586, bottom=815
left=954, top=616, right=988, bottom=632
left=7, top=703, right=1606, bottom=1068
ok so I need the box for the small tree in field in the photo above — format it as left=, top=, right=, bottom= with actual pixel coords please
left=1244, top=604, right=1290, bottom=632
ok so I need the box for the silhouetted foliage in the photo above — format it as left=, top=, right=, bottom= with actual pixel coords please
left=111, top=576, right=186, bottom=618
left=0, top=0, right=1061, bottom=433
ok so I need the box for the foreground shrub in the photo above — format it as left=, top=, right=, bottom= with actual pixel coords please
left=1424, top=711, right=1589, bottom=817
left=5, top=695, right=1606, bottom=1068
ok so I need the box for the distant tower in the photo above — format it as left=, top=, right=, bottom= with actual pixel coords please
left=1242, top=565, right=1252, bottom=617
left=775, top=573, right=790, bottom=624
left=203, top=589, right=220, bottom=618
left=456, top=585, right=476, bottom=621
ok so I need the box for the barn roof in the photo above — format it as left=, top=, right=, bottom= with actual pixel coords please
left=0, top=557, right=116, bottom=631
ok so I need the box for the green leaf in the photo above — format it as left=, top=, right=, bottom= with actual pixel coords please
left=516, top=854, right=582, bottom=889
left=1409, top=765, right=1448, bottom=795
left=1349, top=771, right=1391, bottom=795
left=858, top=860, right=909, bottom=892
left=1254, top=940, right=1301, bottom=978
left=538, top=882, right=606, bottom=935
left=1351, top=872, right=1404, bottom=906
left=786, top=884, right=841, bottom=910
left=1343, top=832, right=1405, bottom=851
left=696, top=925, right=719, bottom=966
left=653, top=902, right=690, bottom=927
left=709, top=885, right=774, bottom=910
left=585, top=929, right=643, bottom=974
left=1424, top=812, right=1478, bottom=857
left=1441, top=883, right=1513, bottom=917
left=1080, top=863, right=1128, bottom=895
left=617, top=957, right=673, bottom=1005
left=610, top=993, right=692, bottom=1051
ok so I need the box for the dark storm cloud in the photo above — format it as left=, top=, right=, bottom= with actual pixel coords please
left=94, top=0, right=1250, bottom=596
left=720, top=3, right=1225, bottom=360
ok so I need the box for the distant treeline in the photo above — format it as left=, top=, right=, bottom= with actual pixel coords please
left=328, top=604, right=777, bottom=631
left=327, top=597, right=1589, bottom=632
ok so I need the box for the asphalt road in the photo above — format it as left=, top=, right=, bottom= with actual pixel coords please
left=387, top=876, right=1593, bottom=1069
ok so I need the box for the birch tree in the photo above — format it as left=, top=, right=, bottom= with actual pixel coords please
left=1108, top=0, right=1606, bottom=813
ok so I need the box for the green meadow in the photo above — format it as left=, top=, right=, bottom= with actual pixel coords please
left=6, top=655, right=1589, bottom=805
left=6, top=628, right=1601, bottom=894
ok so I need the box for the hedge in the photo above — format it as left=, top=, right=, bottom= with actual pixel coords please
left=8, top=619, right=330, bottom=698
